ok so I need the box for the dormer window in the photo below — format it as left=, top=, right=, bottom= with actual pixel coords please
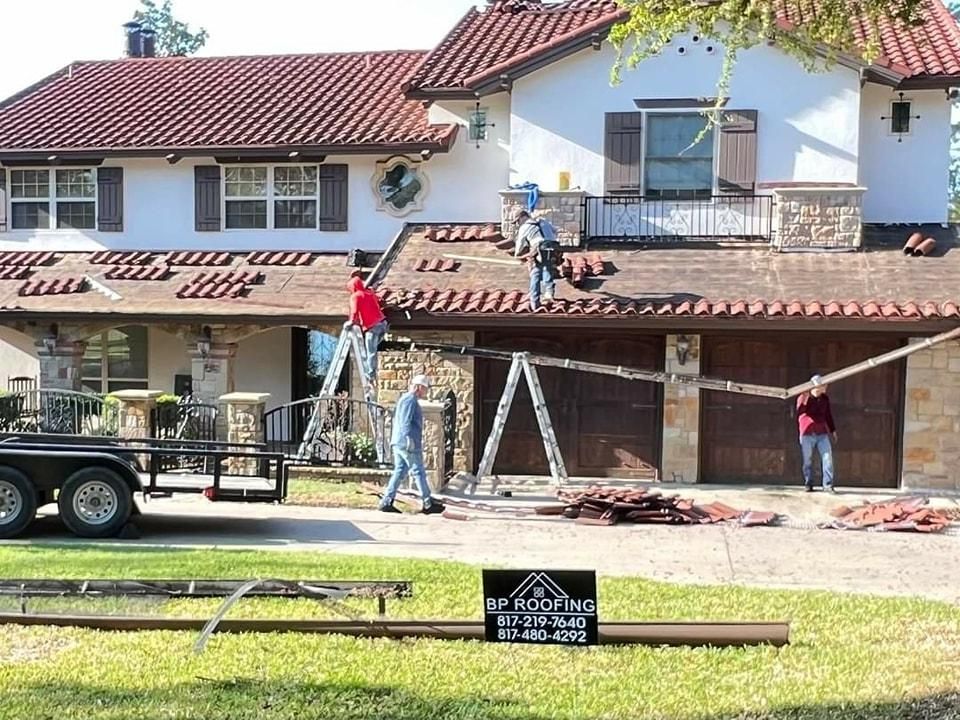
left=10, top=168, right=96, bottom=230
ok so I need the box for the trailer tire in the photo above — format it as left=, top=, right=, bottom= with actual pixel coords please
left=0, top=467, right=37, bottom=539
left=58, top=467, right=132, bottom=538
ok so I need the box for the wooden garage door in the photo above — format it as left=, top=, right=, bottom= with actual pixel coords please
left=700, top=335, right=904, bottom=487
left=478, top=332, right=664, bottom=477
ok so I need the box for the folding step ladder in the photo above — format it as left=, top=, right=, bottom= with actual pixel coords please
left=473, top=352, right=567, bottom=494
left=297, top=322, right=382, bottom=461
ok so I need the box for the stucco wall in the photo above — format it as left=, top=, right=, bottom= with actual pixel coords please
left=235, top=327, right=292, bottom=411
left=510, top=36, right=862, bottom=195
left=858, top=85, right=951, bottom=224
left=146, top=327, right=191, bottom=393
left=0, top=327, right=38, bottom=388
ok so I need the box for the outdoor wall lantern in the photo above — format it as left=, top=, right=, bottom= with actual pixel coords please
left=676, top=335, right=691, bottom=366
left=196, top=326, right=212, bottom=359
left=42, top=327, right=58, bottom=354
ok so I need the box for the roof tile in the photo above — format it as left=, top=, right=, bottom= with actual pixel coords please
left=246, top=251, right=314, bottom=266
left=19, top=277, right=86, bottom=296
left=0, top=251, right=55, bottom=267
left=166, top=251, right=232, bottom=267
left=0, top=266, right=30, bottom=280
left=176, top=270, right=264, bottom=299
left=104, top=265, right=171, bottom=281
left=89, top=251, right=153, bottom=265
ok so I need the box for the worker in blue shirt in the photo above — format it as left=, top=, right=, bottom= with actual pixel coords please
left=379, top=374, right=444, bottom=514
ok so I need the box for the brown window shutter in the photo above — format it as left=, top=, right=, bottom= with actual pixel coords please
left=604, top=112, right=642, bottom=194
left=318, top=164, right=348, bottom=231
left=0, top=168, right=6, bottom=232
left=96, top=167, right=124, bottom=232
left=717, top=110, right=758, bottom=193
left=194, top=165, right=222, bottom=231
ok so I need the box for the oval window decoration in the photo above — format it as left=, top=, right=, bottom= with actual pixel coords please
left=372, top=155, right=430, bottom=217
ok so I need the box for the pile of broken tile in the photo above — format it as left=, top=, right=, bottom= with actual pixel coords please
left=823, top=497, right=954, bottom=533
left=548, top=486, right=778, bottom=528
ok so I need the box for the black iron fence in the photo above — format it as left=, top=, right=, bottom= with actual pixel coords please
left=264, top=395, right=390, bottom=467
left=582, top=194, right=774, bottom=244
left=149, top=397, right=220, bottom=472
left=441, top=390, right=457, bottom=480
left=0, top=389, right=118, bottom=436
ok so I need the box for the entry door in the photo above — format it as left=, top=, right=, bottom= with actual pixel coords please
left=477, top=332, right=663, bottom=477
left=701, top=335, right=904, bottom=487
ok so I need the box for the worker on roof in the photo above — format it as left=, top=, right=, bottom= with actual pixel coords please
left=379, top=374, right=444, bottom=515
left=347, top=273, right=389, bottom=386
left=796, top=375, right=838, bottom=493
left=514, top=210, right=563, bottom=312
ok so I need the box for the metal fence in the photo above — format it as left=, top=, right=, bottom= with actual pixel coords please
left=582, top=194, right=774, bottom=244
left=149, top=397, right=220, bottom=472
left=0, top=389, right=118, bottom=436
left=263, top=395, right=390, bottom=467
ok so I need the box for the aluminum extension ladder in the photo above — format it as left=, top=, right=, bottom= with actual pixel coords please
left=473, top=351, right=567, bottom=494
left=297, top=322, right=382, bottom=461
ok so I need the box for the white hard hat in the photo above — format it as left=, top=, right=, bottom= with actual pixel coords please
left=411, top=374, right=432, bottom=388
left=810, top=374, right=824, bottom=386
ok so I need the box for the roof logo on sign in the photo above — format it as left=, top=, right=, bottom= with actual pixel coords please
left=509, top=572, right=569, bottom=601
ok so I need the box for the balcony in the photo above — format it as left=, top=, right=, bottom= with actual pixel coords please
left=581, top=194, right=775, bottom=245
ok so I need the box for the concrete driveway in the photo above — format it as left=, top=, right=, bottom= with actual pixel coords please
left=12, top=490, right=960, bottom=605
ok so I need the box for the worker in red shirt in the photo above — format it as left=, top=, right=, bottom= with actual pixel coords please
left=347, top=274, right=389, bottom=384
left=796, top=375, right=838, bottom=493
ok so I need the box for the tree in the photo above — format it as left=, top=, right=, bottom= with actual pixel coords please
left=610, top=0, right=927, bottom=137
left=132, top=0, right=208, bottom=57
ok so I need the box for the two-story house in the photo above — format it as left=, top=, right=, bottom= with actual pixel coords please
left=1, top=0, right=960, bottom=490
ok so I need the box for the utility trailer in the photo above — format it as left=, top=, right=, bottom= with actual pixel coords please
left=0, top=434, right=288, bottom=540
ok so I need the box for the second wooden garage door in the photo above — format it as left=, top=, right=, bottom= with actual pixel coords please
left=477, top=332, right=664, bottom=477
left=700, top=335, right=904, bottom=488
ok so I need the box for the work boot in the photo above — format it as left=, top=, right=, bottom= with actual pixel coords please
left=422, top=502, right=444, bottom=515
left=379, top=503, right=402, bottom=514
left=804, top=485, right=814, bottom=493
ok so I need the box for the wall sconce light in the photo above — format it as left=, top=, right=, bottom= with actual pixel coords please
left=196, top=325, right=212, bottom=358
left=41, top=323, right=58, bottom=354
left=676, top=335, right=691, bottom=366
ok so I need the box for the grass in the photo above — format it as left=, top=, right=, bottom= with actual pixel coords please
left=0, top=546, right=958, bottom=719
left=286, top=480, right=420, bottom=513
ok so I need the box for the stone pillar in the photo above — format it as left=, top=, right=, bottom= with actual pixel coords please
left=112, top=390, right=163, bottom=441
left=901, top=339, right=960, bottom=491
left=221, top=392, right=269, bottom=475
left=190, top=342, right=237, bottom=439
left=419, top=400, right=445, bottom=492
left=771, top=186, right=865, bottom=251
left=661, top=334, right=701, bottom=484
left=500, top=189, right=586, bottom=246
left=36, top=340, right=86, bottom=391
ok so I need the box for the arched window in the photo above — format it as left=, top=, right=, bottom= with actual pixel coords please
left=81, top=326, right=149, bottom=393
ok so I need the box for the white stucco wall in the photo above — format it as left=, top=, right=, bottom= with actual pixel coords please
left=146, top=327, right=191, bottom=393
left=859, top=85, right=951, bottom=224
left=510, top=37, right=861, bottom=194
left=0, top=327, right=38, bottom=387
left=0, top=122, right=509, bottom=254
left=236, top=327, right=292, bottom=411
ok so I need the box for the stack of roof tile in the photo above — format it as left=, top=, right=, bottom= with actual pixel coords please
left=559, top=253, right=606, bottom=287
left=554, top=486, right=777, bottom=527
left=425, top=224, right=511, bottom=250
left=824, top=497, right=953, bottom=533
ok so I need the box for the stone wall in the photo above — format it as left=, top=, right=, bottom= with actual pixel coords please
left=378, top=330, right=476, bottom=473
left=772, top=186, right=865, bottom=250
left=902, top=340, right=960, bottom=491
left=661, top=335, right=701, bottom=484
left=500, top=190, right=585, bottom=247
left=37, top=341, right=86, bottom=391
left=221, top=392, right=269, bottom=475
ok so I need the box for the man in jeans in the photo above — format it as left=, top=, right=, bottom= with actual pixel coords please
left=379, top=374, right=444, bottom=515
left=796, top=375, right=838, bottom=493
left=346, top=274, right=389, bottom=385
left=514, top=210, right=562, bottom=311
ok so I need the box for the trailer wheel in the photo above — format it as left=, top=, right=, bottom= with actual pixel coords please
left=0, top=467, right=37, bottom=539
left=58, top=467, right=132, bottom=538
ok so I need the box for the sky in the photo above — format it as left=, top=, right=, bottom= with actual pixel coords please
left=0, top=0, right=479, bottom=100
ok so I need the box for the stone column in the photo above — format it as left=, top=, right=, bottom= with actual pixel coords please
left=771, top=186, right=865, bottom=251
left=661, top=335, right=701, bottom=484
left=190, top=342, right=237, bottom=439
left=221, top=392, right=269, bottom=475
left=36, top=340, right=86, bottom=391
left=112, top=390, right=163, bottom=469
left=500, top=189, right=586, bottom=246
left=419, top=400, right=445, bottom=492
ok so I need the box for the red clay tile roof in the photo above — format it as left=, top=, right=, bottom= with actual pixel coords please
left=414, top=258, right=461, bottom=272
left=405, top=0, right=960, bottom=94
left=165, top=251, right=232, bottom=267
left=0, top=52, right=457, bottom=155
left=0, top=267, right=30, bottom=280
left=0, top=251, right=56, bottom=267
left=372, top=223, right=960, bottom=323
left=104, top=265, right=171, bottom=281
left=246, top=252, right=314, bottom=266
left=19, top=277, right=87, bottom=297
left=176, top=271, right=264, bottom=299
left=90, top=251, right=153, bottom=265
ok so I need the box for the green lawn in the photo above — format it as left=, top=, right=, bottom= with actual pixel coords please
left=0, top=546, right=958, bottom=719
left=285, top=479, right=383, bottom=510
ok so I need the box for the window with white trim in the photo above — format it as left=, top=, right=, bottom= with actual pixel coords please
left=223, top=165, right=321, bottom=229
left=10, top=168, right=96, bottom=230
left=644, top=113, right=715, bottom=199
left=81, top=326, right=149, bottom=394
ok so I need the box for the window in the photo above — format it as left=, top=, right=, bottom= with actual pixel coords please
left=10, top=168, right=96, bottom=230
left=890, top=100, right=912, bottom=135
left=223, top=165, right=327, bottom=229
left=644, top=113, right=714, bottom=199
left=372, top=156, right=428, bottom=217
left=469, top=107, right=489, bottom=142
left=81, top=326, right=149, bottom=394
